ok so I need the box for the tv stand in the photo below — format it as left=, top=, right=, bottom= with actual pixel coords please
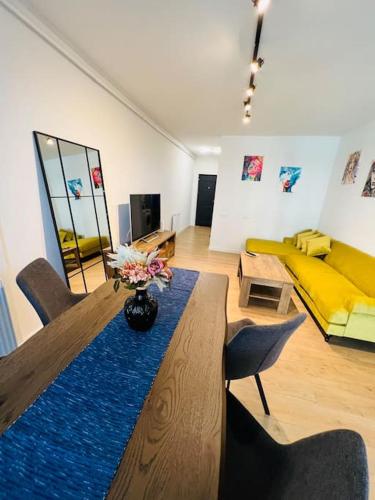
left=134, top=230, right=176, bottom=259
left=140, top=231, right=159, bottom=244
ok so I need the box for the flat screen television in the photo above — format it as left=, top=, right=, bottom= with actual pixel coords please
left=130, top=194, right=161, bottom=241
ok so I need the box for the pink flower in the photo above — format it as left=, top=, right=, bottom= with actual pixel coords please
left=147, top=258, right=165, bottom=277
left=120, top=262, right=151, bottom=285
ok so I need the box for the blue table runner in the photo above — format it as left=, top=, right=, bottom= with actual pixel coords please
left=0, top=268, right=199, bottom=499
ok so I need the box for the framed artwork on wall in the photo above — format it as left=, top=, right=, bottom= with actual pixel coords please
left=279, top=167, right=302, bottom=193
left=342, top=151, right=361, bottom=184
left=241, top=155, right=264, bottom=181
left=362, top=162, right=375, bottom=197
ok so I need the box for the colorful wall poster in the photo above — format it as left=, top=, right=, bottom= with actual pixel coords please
left=342, top=151, right=361, bottom=184
left=279, top=167, right=302, bottom=193
left=67, top=178, right=83, bottom=199
left=91, top=167, right=103, bottom=189
left=362, top=161, right=375, bottom=198
left=241, top=155, right=264, bottom=181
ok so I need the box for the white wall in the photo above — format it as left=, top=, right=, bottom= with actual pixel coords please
left=210, top=136, right=339, bottom=252
left=319, top=120, right=375, bottom=255
left=190, top=156, right=218, bottom=225
left=0, top=6, right=194, bottom=344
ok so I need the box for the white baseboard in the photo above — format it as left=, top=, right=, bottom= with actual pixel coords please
left=208, top=244, right=241, bottom=254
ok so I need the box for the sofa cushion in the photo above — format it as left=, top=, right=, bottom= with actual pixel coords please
left=62, top=237, right=108, bottom=253
left=306, top=235, right=331, bottom=257
left=58, top=229, right=67, bottom=243
left=60, top=229, right=74, bottom=241
left=296, top=231, right=316, bottom=249
left=246, top=239, right=302, bottom=260
left=286, top=254, right=365, bottom=325
left=324, top=241, right=375, bottom=297
left=292, top=229, right=312, bottom=246
left=283, top=237, right=294, bottom=245
left=300, top=231, right=321, bottom=253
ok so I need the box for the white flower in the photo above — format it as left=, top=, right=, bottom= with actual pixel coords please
left=149, top=275, right=169, bottom=291
left=107, top=244, right=148, bottom=269
left=146, top=249, right=159, bottom=265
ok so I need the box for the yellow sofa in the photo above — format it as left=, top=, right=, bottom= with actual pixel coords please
left=246, top=238, right=375, bottom=343
left=61, top=236, right=109, bottom=259
left=59, top=228, right=109, bottom=260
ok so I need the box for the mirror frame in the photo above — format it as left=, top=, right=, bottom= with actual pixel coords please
left=34, top=131, right=113, bottom=292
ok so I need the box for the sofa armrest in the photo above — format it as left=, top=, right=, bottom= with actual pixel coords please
left=347, top=296, right=375, bottom=316
left=283, top=237, right=294, bottom=245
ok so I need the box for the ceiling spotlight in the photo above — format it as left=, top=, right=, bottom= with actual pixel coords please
left=243, top=113, right=251, bottom=124
left=252, top=0, right=271, bottom=14
left=250, top=57, right=264, bottom=74
left=46, top=137, right=54, bottom=146
left=244, top=101, right=252, bottom=112
left=246, top=84, right=256, bottom=97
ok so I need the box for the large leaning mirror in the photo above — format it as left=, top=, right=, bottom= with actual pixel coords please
left=34, top=132, right=113, bottom=293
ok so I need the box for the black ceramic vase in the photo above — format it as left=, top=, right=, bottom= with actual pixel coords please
left=124, top=287, right=158, bottom=331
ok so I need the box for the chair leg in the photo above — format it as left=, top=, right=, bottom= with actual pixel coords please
left=226, top=380, right=231, bottom=390
left=254, top=373, right=270, bottom=416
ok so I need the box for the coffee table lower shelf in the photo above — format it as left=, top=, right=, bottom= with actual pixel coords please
left=238, top=253, right=294, bottom=314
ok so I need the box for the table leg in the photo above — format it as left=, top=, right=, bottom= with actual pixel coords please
left=73, top=247, right=80, bottom=269
left=239, top=277, right=251, bottom=308
left=277, top=284, right=293, bottom=314
left=237, top=256, right=243, bottom=282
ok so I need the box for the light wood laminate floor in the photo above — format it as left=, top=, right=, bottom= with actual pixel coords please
left=169, top=226, right=375, bottom=496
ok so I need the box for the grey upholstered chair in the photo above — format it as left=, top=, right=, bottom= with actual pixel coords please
left=16, top=258, right=88, bottom=326
left=223, top=390, right=369, bottom=500
left=226, top=313, right=307, bottom=415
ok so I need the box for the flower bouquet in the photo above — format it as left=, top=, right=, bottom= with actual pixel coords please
left=107, top=245, right=173, bottom=331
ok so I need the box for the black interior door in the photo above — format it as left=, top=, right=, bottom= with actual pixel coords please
left=195, top=174, right=217, bottom=227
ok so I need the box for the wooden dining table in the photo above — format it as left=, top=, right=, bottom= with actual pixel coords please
left=0, top=271, right=228, bottom=499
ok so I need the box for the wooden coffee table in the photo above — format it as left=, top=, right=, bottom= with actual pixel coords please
left=61, top=246, right=80, bottom=270
left=238, top=253, right=294, bottom=314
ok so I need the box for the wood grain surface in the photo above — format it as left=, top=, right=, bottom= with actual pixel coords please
left=240, top=253, right=294, bottom=284
left=134, top=230, right=176, bottom=258
left=0, top=270, right=228, bottom=499
left=238, top=253, right=294, bottom=312
left=108, top=272, right=228, bottom=500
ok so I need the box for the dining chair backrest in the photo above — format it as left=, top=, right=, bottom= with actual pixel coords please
left=226, top=313, right=307, bottom=380
left=16, top=258, right=87, bottom=326
left=224, top=390, right=368, bottom=500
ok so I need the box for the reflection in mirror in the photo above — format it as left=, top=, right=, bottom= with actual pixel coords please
left=38, top=136, right=66, bottom=197
left=35, top=132, right=113, bottom=294
left=68, top=271, right=86, bottom=294
left=95, top=196, right=111, bottom=246
left=87, top=148, right=104, bottom=195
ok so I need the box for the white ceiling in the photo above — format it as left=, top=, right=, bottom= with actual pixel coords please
left=18, top=0, right=375, bottom=153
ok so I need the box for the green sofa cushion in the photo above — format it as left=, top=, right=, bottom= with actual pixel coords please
left=346, top=296, right=375, bottom=316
